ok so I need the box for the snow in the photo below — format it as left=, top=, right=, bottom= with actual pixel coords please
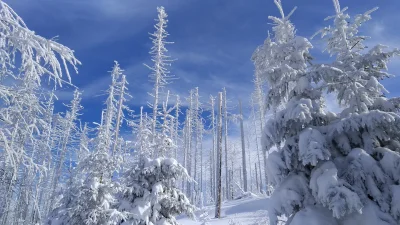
left=177, top=194, right=270, bottom=225
left=178, top=193, right=399, bottom=225
left=2, top=0, right=400, bottom=224
left=341, top=200, right=397, bottom=225
left=290, top=206, right=339, bottom=225
left=310, top=161, right=363, bottom=219
left=298, top=128, right=331, bottom=166
left=390, top=185, right=400, bottom=221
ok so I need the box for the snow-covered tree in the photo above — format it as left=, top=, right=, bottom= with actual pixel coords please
left=190, top=87, right=205, bottom=206
left=118, top=158, right=195, bottom=225
left=49, top=90, right=83, bottom=210
left=172, top=95, right=181, bottom=160
left=251, top=29, right=270, bottom=190
left=146, top=6, right=174, bottom=142
left=158, top=90, right=178, bottom=158
left=258, top=0, right=400, bottom=224
left=132, top=107, right=153, bottom=160
left=48, top=63, right=131, bottom=224
left=255, top=0, right=331, bottom=224
left=0, top=8, right=81, bottom=224
left=112, top=62, right=132, bottom=155
left=296, top=0, right=399, bottom=224
left=47, top=147, right=124, bottom=225
left=250, top=96, right=264, bottom=193
left=0, top=1, right=80, bottom=222
left=183, top=90, right=194, bottom=200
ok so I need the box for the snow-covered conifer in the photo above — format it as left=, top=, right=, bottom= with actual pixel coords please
left=255, top=0, right=342, bottom=224
left=47, top=148, right=125, bottom=225
left=132, top=107, right=153, bottom=160
left=257, top=0, right=400, bottom=224
left=112, top=62, right=132, bottom=155
left=292, top=0, right=400, bottom=223
left=146, top=6, right=174, bottom=138
left=48, top=90, right=83, bottom=211
left=118, top=158, right=195, bottom=225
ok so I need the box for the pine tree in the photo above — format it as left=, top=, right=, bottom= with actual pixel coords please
left=132, top=107, right=153, bottom=160
left=257, top=0, right=400, bottom=224
left=255, top=0, right=327, bottom=224
left=118, top=158, right=195, bottom=225
left=292, top=0, right=399, bottom=224
left=47, top=147, right=124, bottom=225
left=48, top=64, right=130, bottom=225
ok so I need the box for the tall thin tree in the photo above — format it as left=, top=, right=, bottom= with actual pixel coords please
left=145, top=6, right=174, bottom=142
left=239, top=99, right=248, bottom=192
left=215, top=92, right=223, bottom=218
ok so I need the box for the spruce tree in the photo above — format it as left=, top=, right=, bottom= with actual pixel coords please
left=257, top=0, right=400, bottom=224
left=118, top=158, right=195, bottom=225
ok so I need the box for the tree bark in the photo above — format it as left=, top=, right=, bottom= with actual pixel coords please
left=239, top=100, right=248, bottom=192
left=215, top=92, right=223, bottom=218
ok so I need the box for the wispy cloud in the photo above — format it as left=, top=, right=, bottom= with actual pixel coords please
left=8, top=0, right=400, bottom=125
left=6, top=0, right=188, bottom=50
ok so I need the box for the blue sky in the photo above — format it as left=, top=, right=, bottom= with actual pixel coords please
left=5, top=0, right=400, bottom=125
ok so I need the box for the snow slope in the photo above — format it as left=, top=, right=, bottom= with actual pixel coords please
left=177, top=194, right=270, bottom=225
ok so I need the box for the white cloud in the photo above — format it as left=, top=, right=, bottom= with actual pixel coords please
left=7, top=0, right=188, bottom=50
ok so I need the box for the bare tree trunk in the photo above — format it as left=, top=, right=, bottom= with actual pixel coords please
left=254, top=74, right=268, bottom=193
left=193, top=89, right=198, bottom=205
left=239, top=100, right=248, bottom=192
left=209, top=150, right=213, bottom=203
left=112, top=75, right=126, bottom=155
left=251, top=98, right=264, bottom=192
left=210, top=96, right=216, bottom=201
left=230, top=169, right=234, bottom=199
left=255, top=163, right=259, bottom=193
left=215, top=92, right=223, bottom=218
left=223, top=88, right=229, bottom=200
left=200, top=128, right=204, bottom=208
left=139, top=107, right=144, bottom=158
left=247, top=128, right=253, bottom=192
left=187, top=97, right=193, bottom=201
left=239, top=166, right=243, bottom=189
left=182, top=113, right=189, bottom=192
left=174, top=95, right=180, bottom=159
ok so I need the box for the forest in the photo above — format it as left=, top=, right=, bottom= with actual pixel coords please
left=0, top=0, right=400, bottom=224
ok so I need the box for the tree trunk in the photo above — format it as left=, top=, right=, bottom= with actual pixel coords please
left=255, top=163, right=259, bottom=193
left=174, top=95, right=180, bottom=159
left=215, top=92, right=223, bottom=218
left=210, top=96, right=216, bottom=201
left=223, top=88, right=229, bottom=200
left=112, top=75, right=126, bottom=155
left=251, top=98, right=264, bottom=192
left=239, top=100, right=248, bottom=192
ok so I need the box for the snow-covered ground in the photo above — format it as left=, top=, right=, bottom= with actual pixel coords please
left=178, top=194, right=270, bottom=225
